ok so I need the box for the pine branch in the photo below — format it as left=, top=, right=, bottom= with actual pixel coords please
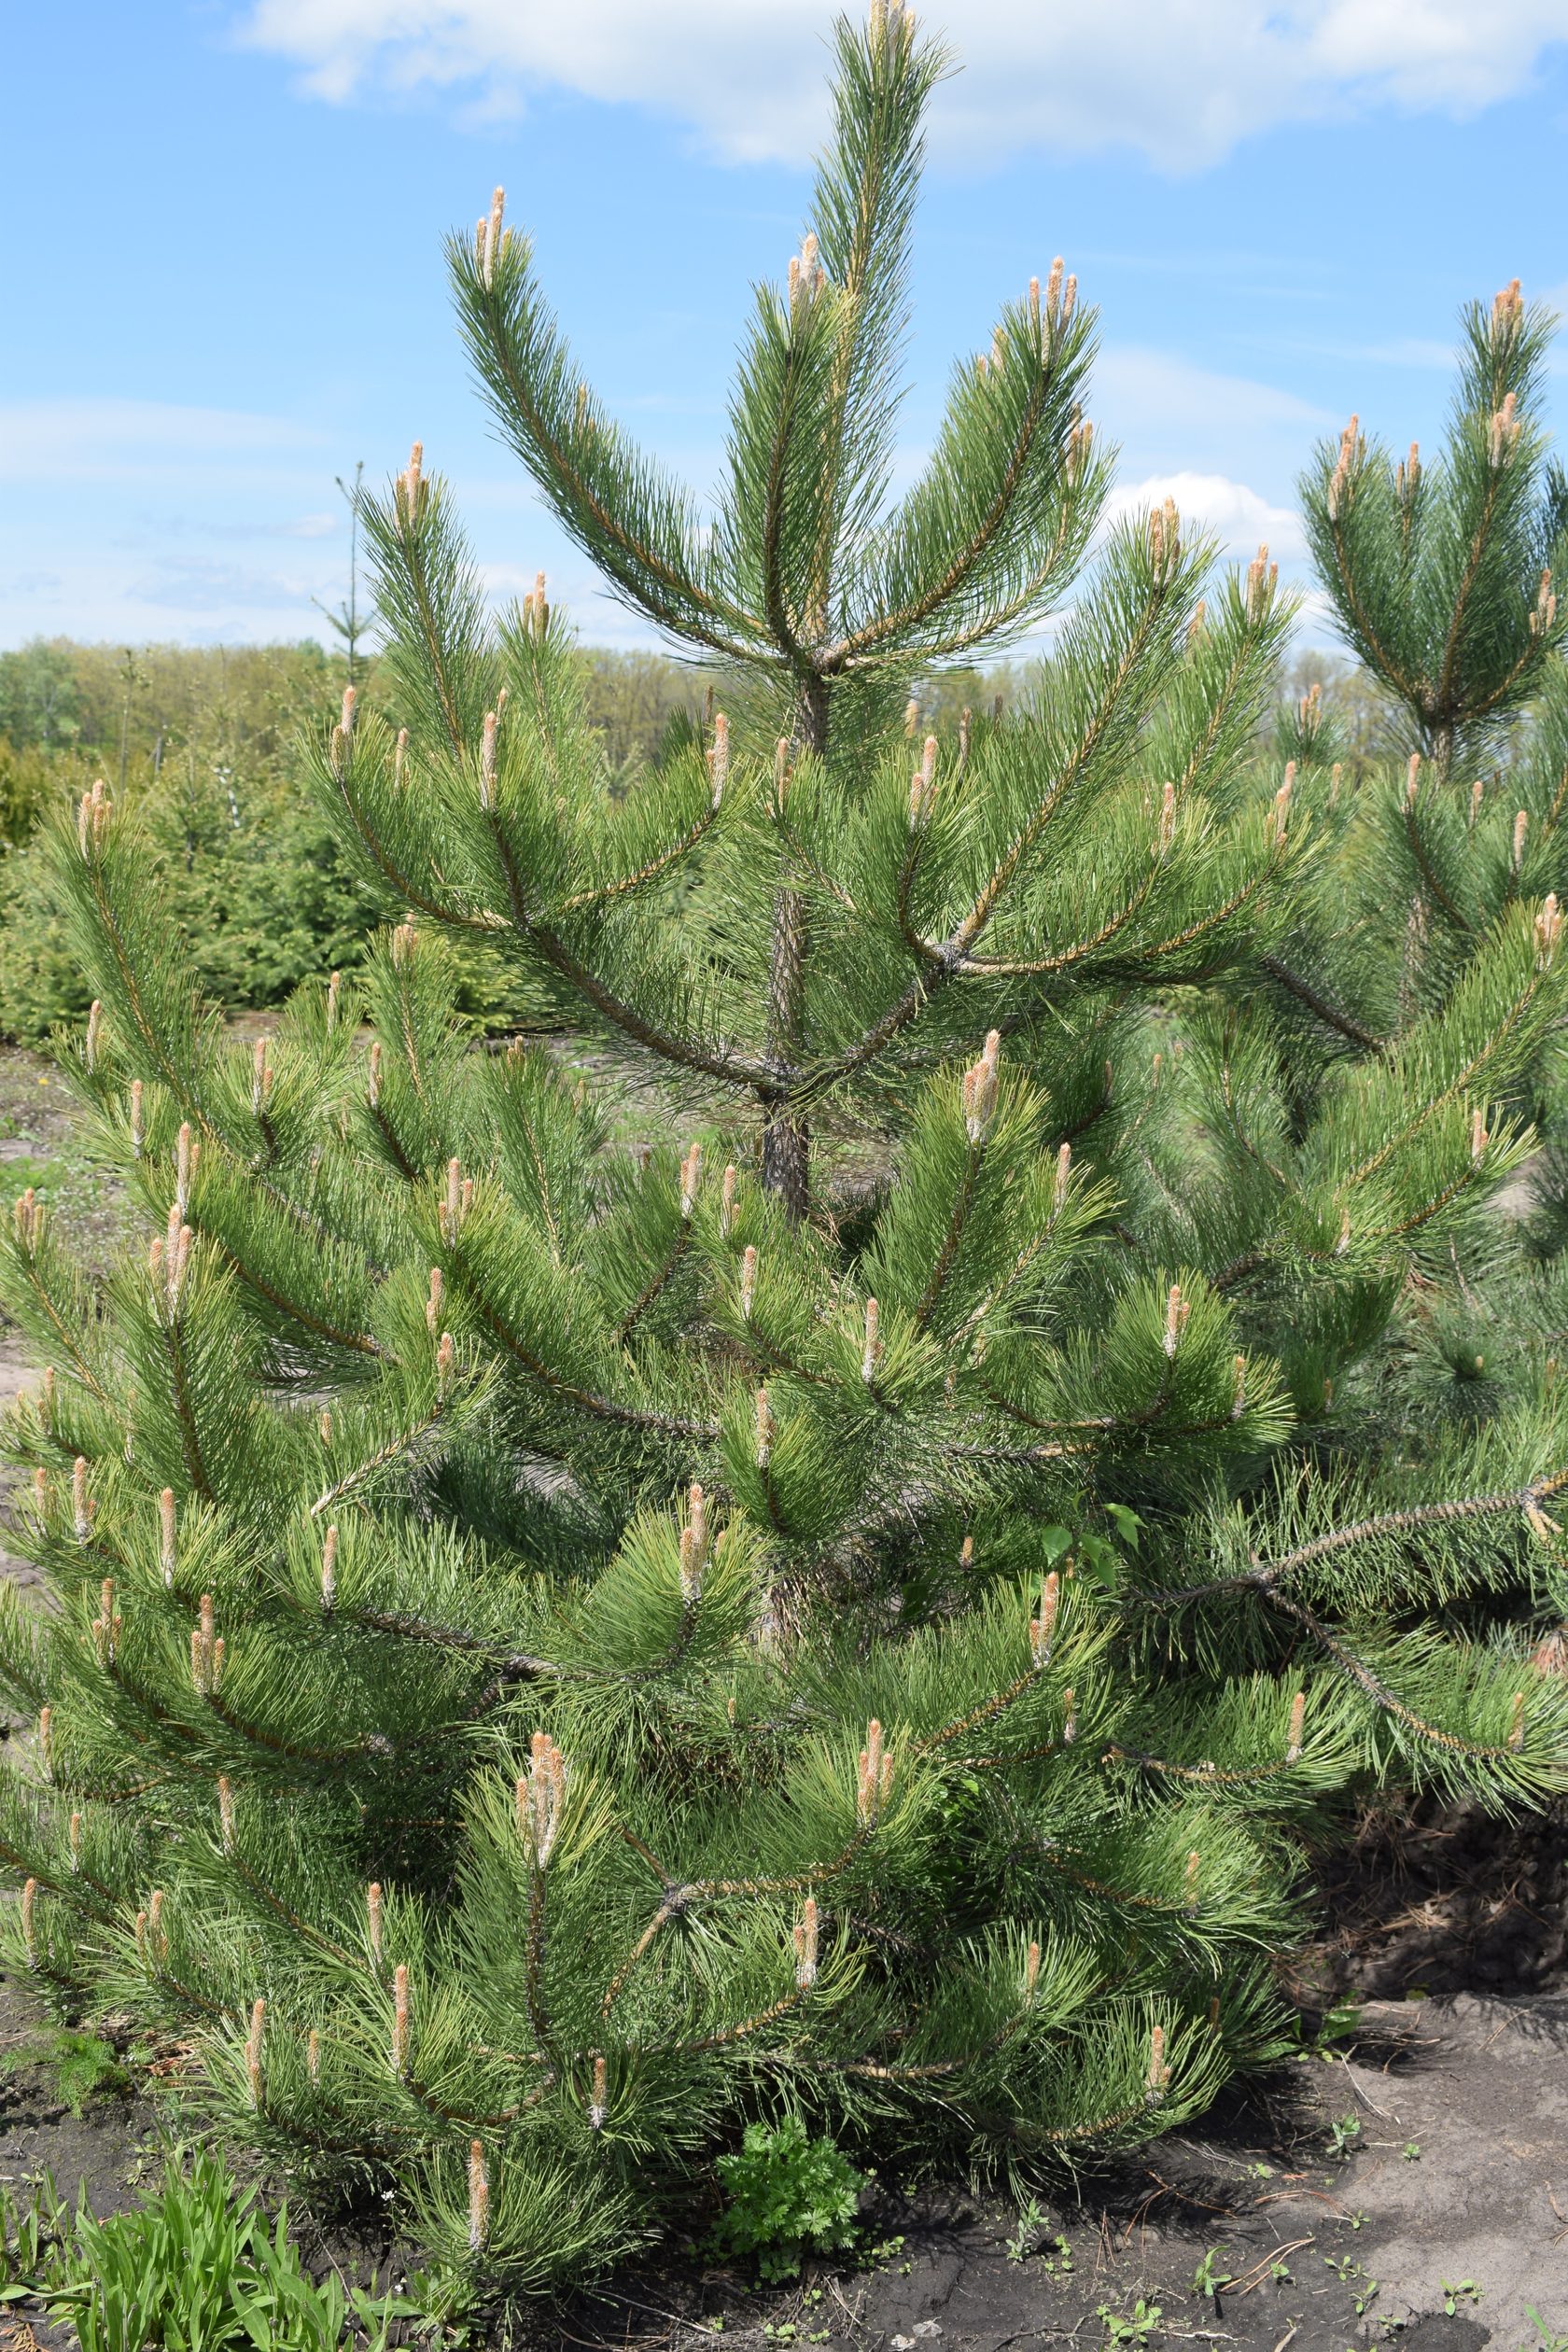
left=1259, top=954, right=1385, bottom=1052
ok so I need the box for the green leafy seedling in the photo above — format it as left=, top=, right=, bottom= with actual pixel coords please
left=1097, top=2299, right=1162, bottom=2350
left=1192, top=2247, right=1235, bottom=2296
left=1006, top=2198, right=1044, bottom=2262
left=0, top=2028, right=129, bottom=2118
left=0, top=2144, right=414, bottom=2352
left=710, top=2118, right=864, bottom=2283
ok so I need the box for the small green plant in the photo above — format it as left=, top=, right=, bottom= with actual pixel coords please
left=0, top=2026, right=129, bottom=2117
left=1006, top=2198, right=1045, bottom=2261
left=1403, top=2141, right=1422, bottom=2162
left=1098, top=2299, right=1162, bottom=2350
left=1042, top=2233, right=1075, bottom=2275
left=0, top=2144, right=414, bottom=2349
left=710, top=2118, right=864, bottom=2283
left=1328, top=2112, right=1363, bottom=2158
left=1192, top=2247, right=1235, bottom=2297
left=1302, top=1999, right=1363, bottom=2059
left=1321, top=2249, right=1379, bottom=2315
left=1523, top=2306, right=1568, bottom=2351
left=1443, top=2279, right=1484, bottom=2316
left=0, top=2169, right=67, bottom=2301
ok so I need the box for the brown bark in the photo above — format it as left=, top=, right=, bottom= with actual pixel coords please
left=759, top=676, right=829, bottom=1216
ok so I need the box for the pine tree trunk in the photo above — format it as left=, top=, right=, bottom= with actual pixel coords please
left=760, top=1055, right=809, bottom=1212
left=761, top=872, right=812, bottom=1215
left=759, top=677, right=828, bottom=1216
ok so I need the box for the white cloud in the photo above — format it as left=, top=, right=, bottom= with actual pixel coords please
left=0, top=553, right=336, bottom=647
left=1108, top=471, right=1307, bottom=563
left=1094, top=348, right=1330, bottom=460
left=1095, top=353, right=1327, bottom=430
left=0, top=399, right=324, bottom=486
left=0, top=407, right=351, bottom=647
left=233, top=0, right=1568, bottom=171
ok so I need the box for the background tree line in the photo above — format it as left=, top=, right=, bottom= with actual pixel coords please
left=0, top=631, right=1390, bottom=1043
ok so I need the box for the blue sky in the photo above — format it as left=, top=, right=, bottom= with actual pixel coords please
left=7, top=0, right=1568, bottom=656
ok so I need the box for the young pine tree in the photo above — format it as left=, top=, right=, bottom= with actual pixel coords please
left=1302, top=281, right=1568, bottom=779
left=5, top=3, right=1568, bottom=2293
left=1279, top=285, right=1568, bottom=1526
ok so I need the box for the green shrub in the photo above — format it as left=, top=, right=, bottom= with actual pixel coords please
left=0, top=835, right=95, bottom=1040
left=0, top=774, right=395, bottom=1044
left=710, top=2120, right=864, bottom=2280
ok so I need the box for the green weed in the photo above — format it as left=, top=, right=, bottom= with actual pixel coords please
left=0, top=2025, right=129, bottom=2116
left=1192, top=2247, right=1235, bottom=2296
left=1005, top=2197, right=1044, bottom=2261
left=0, top=2144, right=415, bottom=2350
left=708, top=2118, right=864, bottom=2283
left=1097, top=2298, right=1162, bottom=2350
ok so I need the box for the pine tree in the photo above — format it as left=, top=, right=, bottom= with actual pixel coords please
left=1302, top=282, right=1568, bottom=778
left=1278, top=280, right=1568, bottom=1595
left=5, top=3, right=1568, bottom=2295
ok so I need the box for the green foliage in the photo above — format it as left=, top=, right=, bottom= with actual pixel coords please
left=1301, top=281, right=1568, bottom=773
left=0, top=735, right=67, bottom=848
left=0, top=777, right=391, bottom=1044
left=0, top=637, right=737, bottom=1041
left=6, top=0, right=1568, bottom=2311
left=1004, top=2196, right=1043, bottom=2261
left=1191, top=2246, right=1234, bottom=2296
left=0, top=639, right=391, bottom=1042
left=1097, top=2299, right=1162, bottom=2350
left=0, top=2146, right=415, bottom=2350
left=0, top=2023, right=128, bottom=2115
left=709, top=2118, right=864, bottom=2279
